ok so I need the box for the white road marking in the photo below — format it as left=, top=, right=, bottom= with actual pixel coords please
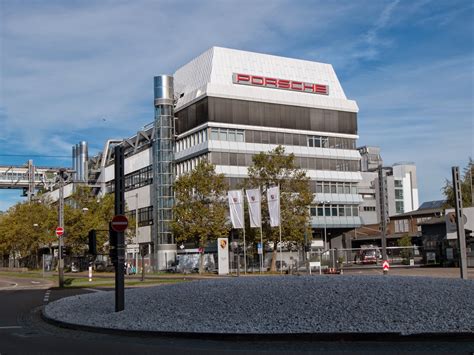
left=83, top=288, right=105, bottom=293
left=0, top=283, right=18, bottom=290
left=31, top=281, right=41, bottom=284
left=0, top=326, right=23, bottom=329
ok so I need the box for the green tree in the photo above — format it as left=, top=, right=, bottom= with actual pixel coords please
left=246, top=146, right=312, bottom=271
left=442, top=158, right=473, bottom=208
left=0, top=201, right=56, bottom=268
left=397, top=234, right=412, bottom=264
left=65, top=185, right=120, bottom=254
left=171, top=160, right=230, bottom=273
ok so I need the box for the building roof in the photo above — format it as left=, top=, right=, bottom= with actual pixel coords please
left=418, top=200, right=446, bottom=210
left=173, top=47, right=359, bottom=113
left=390, top=207, right=442, bottom=220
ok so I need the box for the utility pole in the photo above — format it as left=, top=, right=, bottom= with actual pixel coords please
left=58, top=168, right=66, bottom=288
left=378, top=166, right=388, bottom=273
left=114, top=145, right=125, bottom=311
left=452, top=167, right=468, bottom=280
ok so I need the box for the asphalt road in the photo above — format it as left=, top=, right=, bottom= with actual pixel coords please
left=0, top=274, right=473, bottom=354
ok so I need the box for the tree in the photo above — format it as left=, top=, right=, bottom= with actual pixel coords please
left=246, top=146, right=312, bottom=271
left=442, top=158, right=473, bottom=208
left=0, top=201, right=56, bottom=268
left=171, top=160, right=230, bottom=273
left=65, top=185, right=120, bottom=254
left=397, top=234, right=412, bottom=264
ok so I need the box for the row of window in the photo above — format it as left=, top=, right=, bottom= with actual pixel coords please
left=107, top=165, right=153, bottom=192
left=176, top=129, right=208, bottom=152
left=312, top=181, right=358, bottom=194
left=363, top=206, right=376, bottom=212
left=210, top=152, right=359, bottom=172
left=126, top=206, right=154, bottom=227
left=176, top=154, right=209, bottom=176
left=211, top=128, right=245, bottom=143
left=175, top=97, right=358, bottom=135
left=310, top=204, right=360, bottom=217
left=176, top=127, right=357, bottom=153
left=0, top=172, right=44, bottom=181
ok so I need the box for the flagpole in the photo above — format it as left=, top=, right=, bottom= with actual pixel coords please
left=260, top=224, right=263, bottom=273
left=278, top=183, right=282, bottom=275
left=242, top=189, right=247, bottom=274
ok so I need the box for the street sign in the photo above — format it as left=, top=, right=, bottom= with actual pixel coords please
left=111, top=215, right=128, bottom=232
left=55, top=227, right=64, bottom=237
left=257, top=242, right=263, bottom=255
left=382, top=260, right=390, bottom=271
left=445, top=212, right=467, bottom=233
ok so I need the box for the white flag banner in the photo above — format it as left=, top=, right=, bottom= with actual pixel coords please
left=245, top=188, right=261, bottom=228
left=228, top=190, right=244, bottom=229
left=267, top=185, right=280, bottom=227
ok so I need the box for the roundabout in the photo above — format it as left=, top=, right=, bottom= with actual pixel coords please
left=43, top=276, right=474, bottom=338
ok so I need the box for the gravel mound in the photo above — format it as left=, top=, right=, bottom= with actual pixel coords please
left=44, top=276, right=474, bottom=335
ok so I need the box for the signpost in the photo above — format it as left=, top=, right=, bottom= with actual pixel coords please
left=111, top=215, right=128, bottom=232
left=55, top=227, right=64, bottom=237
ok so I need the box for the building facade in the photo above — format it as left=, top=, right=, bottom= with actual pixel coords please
left=47, top=47, right=364, bottom=269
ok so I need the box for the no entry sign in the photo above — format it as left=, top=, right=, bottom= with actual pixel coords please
left=55, top=227, right=64, bottom=237
left=111, top=215, right=128, bottom=232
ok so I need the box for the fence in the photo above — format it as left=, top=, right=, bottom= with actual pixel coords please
left=309, top=246, right=425, bottom=269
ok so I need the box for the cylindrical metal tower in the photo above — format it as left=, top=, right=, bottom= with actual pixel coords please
left=152, top=75, right=177, bottom=270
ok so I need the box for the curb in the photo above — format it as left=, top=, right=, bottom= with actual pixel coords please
left=41, top=310, right=474, bottom=342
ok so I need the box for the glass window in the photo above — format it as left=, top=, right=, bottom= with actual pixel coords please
left=321, top=137, right=329, bottom=148
left=236, top=131, right=244, bottom=142
left=310, top=207, right=317, bottom=217
left=220, top=130, right=227, bottom=141
left=332, top=206, right=338, bottom=216
left=323, top=182, right=330, bottom=193
left=314, top=136, right=321, bottom=147
left=344, top=184, right=350, bottom=194
left=394, top=180, right=403, bottom=187
left=330, top=183, right=337, bottom=193
left=337, top=183, right=344, bottom=194
left=395, top=189, right=403, bottom=199
left=317, top=206, right=324, bottom=216
left=211, top=128, right=219, bottom=140
left=351, top=184, right=357, bottom=194
left=228, top=130, right=236, bottom=142
left=345, top=205, right=352, bottom=216
left=316, top=182, right=323, bottom=193
left=339, top=206, right=345, bottom=216
left=325, top=206, right=331, bottom=216
left=308, top=137, right=314, bottom=147
left=396, top=201, right=404, bottom=214
left=352, top=206, right=359, bottom=216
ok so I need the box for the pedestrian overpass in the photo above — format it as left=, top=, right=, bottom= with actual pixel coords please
left=0, top=160, right=63, bottom=201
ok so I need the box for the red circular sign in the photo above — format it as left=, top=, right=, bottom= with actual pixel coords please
left=56, top=227, right=64, bottom=237
left=111, top=215, right=129, bottom=232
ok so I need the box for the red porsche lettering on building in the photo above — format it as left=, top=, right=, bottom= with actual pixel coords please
left=232, top=73, right=328, bottom=95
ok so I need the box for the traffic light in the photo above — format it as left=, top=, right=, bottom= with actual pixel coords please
left=88, top=229, right=97, bottom=255
left=109, top=223, right=117, bottom=264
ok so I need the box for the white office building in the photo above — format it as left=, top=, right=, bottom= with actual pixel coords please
left=46, top=47, right=364, bottom=269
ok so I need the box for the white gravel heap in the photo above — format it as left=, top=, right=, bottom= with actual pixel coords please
left=44, top=276, right=474, bottom=335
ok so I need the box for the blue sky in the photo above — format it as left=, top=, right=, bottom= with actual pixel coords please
left=0, top=0, right=473, bottom=211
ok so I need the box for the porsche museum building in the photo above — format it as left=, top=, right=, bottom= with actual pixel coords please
left=53, top=47, right=362, bottom=270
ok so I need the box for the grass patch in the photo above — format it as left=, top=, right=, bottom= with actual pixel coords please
left=63, top=277, right=187, bottom=288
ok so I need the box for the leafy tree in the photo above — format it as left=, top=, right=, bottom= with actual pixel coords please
left=442, top=158, right=473, bottom=208
left=171, top=160, right=230, bottom=273
left=64, top=185, right=125, bottom=254
left=397, top=234, right=412, bottom=264
left=0, top=201, right=56, bottom=268
left=245, top=146, right=312, bottom=271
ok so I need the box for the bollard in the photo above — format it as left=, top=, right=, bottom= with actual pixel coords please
left=89, top=266, right=92, bottom=282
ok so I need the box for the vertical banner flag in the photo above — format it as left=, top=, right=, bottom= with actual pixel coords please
left=245, top=188, right=262, bottom=228
left=267, top=186, right=280, bottom=227
left=228, top=190, right=244, bottom=229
